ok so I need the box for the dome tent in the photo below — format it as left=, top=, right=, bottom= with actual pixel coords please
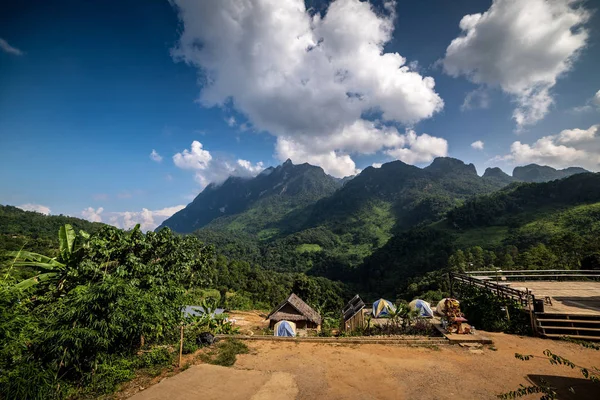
left=372, top=298, right=396, bottom=318
left=436, top=298, right=459, bottom=316
left=274, top=320, right=296, bottom=337
left=409, top=299, right=434, bottom=318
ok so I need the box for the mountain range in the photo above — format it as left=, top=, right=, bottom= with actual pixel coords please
left=160, top=158, right=588, bottom=237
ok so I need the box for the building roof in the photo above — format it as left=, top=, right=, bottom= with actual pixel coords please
left=267, top=293, right=322, bottom=325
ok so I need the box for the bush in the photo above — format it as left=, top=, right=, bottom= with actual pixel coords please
left=200, top=339, right=249, bottom=367
left=87, top=356, right=136, bottom=395
left=457, top=283, right=532, bottom=335
left=136, top=347, right=174, bottom=369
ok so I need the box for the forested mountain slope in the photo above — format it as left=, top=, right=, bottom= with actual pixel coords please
left=512, top=164, right=588, bottom=183
left=0, top=205, right=105, bottom=254
left=183, top=158, right=591, bottom=277
left=359, top=173, right=600, bottom=297
left=159, top=160, right=341, bottom=235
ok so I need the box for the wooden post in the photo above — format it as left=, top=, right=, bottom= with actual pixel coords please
left=527, top=289, right=536, bottom=336
left=179, top=325, right=184, bottom=367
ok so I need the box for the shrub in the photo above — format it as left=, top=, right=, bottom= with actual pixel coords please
left=136, top=346, right=174, bottom=369
left=200, top=339, right=249, bottom=367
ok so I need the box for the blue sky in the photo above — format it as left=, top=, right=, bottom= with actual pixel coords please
left=1, top=0, right=599, bottom=229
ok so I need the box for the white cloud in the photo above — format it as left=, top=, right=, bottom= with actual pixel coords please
left=443, top=0, right=590, bottom=128
left=471, top=140, right=484, bottom=150
left=494, top=124, right=600, bottom=170
left=557, top=125, right=598, bottom=144
left=173, top=141, right=264, bottom=187
left=226, top=116, right=236, bottom=127
left=173, top=140, right=212, bottom=171
left=275, top=137, right=361, bottom=177
left=572, top=90, right=600, bottom=113
left=108, top=205, right=186, bottom=232
left=372, top=163, right=383, bottom=168
left=81, top=207, right=104, bottom=223
left=461, top=87, right=490, bottom=111
left=17, top=203, right=51, bottom=215
left=0, top=38, right=24, bottom=56
left=170, top=0, right=444, bottom=177
left=384, top=130, right=448, bottom=165
left=237, top=159, right=264, bottom=174
left=150, top=149, right=163, bottom=162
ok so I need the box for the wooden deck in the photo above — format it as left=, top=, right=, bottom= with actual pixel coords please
left=508, top=281, right=600, bottom=315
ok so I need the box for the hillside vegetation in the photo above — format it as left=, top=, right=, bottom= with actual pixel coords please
left=0, top=205, right=105, bottom=255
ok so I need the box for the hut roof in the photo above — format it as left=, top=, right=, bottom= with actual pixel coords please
left=267, top=293, right=322, bottom=325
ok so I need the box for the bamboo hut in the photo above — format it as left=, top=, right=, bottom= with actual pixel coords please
left=341, top=295, right=366, bottom=332
left=267, top=293, right=322, bottom=331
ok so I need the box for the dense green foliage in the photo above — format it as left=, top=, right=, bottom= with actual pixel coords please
left=0, top=225, right=213, bottom=398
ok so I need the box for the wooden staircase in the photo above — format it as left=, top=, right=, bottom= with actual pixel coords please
left=535, top=313, right=600, bottom=341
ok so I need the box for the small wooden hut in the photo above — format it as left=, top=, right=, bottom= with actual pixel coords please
left=341, top=295, right=366, bottom=332
left=267, top=293, right=322, bottom=330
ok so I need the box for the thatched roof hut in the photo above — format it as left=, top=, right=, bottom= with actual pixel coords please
left=267, top=293, right=322, bottom=330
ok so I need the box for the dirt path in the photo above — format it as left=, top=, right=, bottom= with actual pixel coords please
left=129, top=332, right=600, bottom=400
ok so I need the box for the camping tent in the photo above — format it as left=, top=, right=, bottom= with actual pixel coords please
left=274, top=320, right=296, bottom=337
left=436, top=298, right=459, bottom=316
left=372, top=298, right=396, bottom=318
left=409, top=299, right=434, bottom=318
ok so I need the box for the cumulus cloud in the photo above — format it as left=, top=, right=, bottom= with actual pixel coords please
left=494, top=124, right=600, bottom=170
left=372, top=163, right=383, bottom=168
left=384, top=130, right=448, bottom=165
left=170, top=0, right=444, bottom=177
left=17, top=203, right=51, bottom=215
left=173, top=140, right=265, bottom=187
left=443, top=0, right=590, bottom=128
left=0, top=38, right=24, bottom=56
left=150, top=149, right=163, bottom=162
left=108, top=205, right=186, bottom=232
left=81, top=207, right=104, bottom=223
left=471, top=140, right=484, bottom=150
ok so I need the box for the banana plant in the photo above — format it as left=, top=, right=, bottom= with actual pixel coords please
left=7, top=224, right=89, bottom=290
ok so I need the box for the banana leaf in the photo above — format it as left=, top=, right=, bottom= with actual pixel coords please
left=59, top=224, right=76, bottom=256
left=15, top=272, right=58, bottom=290
left=5, top=251, right=65, bottom=268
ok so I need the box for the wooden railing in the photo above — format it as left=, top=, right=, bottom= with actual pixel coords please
left=449, top=272, right=533, bottom=307
left=463, top=269, right=600, bottom=281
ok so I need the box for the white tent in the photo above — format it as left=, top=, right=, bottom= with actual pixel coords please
left=274, top=320, right=296, bottom=337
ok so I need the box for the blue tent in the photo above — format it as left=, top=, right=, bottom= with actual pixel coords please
left=275, top=320, right=296, bottom=337
left=372, top=298, right=396, bottom=318
left=409, top=299, right=434, bottom=318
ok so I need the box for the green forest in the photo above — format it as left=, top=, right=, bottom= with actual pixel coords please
left=2, top=160, right=600, bottom=398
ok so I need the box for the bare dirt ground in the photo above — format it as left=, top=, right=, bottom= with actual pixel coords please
left=128, top=331, right=600, bottom=400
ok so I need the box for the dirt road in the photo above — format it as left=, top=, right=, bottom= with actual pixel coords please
left=130, top=332, right=600, bottom=400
